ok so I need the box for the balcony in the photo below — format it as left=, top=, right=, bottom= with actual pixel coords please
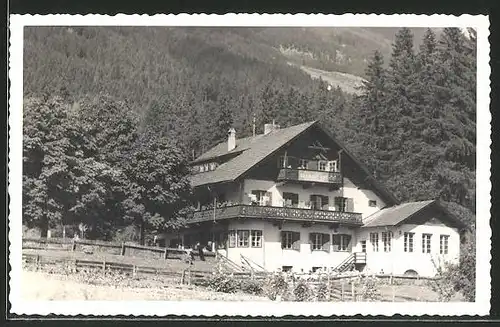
left=190, top=204, right=362, bottom=225
left=277, top=168, right=342, bottom=185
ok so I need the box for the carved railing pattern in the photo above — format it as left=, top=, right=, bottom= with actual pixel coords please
left=277, top=168, right=342, bottom=184
left=191, top=204, right=362, bottom=224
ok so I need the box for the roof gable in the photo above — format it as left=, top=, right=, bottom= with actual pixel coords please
left=362, top=200, right=467, bottom=229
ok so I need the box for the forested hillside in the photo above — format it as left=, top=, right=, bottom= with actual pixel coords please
left=22, top=26, right=476, bottom=243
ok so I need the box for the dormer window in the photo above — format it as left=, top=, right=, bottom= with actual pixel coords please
left=318, top=161, right=327, bottom=171
left=298, top=159, right=308, bottom=169
left=328, top=160, right=338, bottom=172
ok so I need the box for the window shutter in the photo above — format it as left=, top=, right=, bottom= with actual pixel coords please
left=309, top=233, right=313, bottom=251
left=292, top=232, right=301, bottom=251
left=346, top=198, right=354, bottom=212
left=345, top=234, right=352, bottom=251
left=266, top=192, right=272, bottom=206
left=322, top=234, right=331, bottom=252
left=332, top=234, right=340, bottom=252
left=322, top=196, right=329, bottom=210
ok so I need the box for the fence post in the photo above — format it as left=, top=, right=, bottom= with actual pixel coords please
left=133, top=265, right=137, bottom=278
left=341, top=282, right=345, bottom=301
left=102, top=259, right=106, bottom=276
left=35, top=254, right=40, bottom=271
left=164, top=247, right=168, bottom=260
left=392, top=284, right=396, bottom=302
left=351, top=282, right=355, bottom=302
left=188, top=266, right=191, bottom=286
left=121, top=242, right=126, bottom=256
left=72, top=240, right=76, bottom=252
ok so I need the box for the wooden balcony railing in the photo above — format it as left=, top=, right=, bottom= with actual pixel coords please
left=190, top=204, right=362, bottom=225
left=277, top=168, right=342, bottom=184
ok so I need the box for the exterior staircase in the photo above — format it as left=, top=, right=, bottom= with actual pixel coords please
left=333, top=252, right=367, bottom=273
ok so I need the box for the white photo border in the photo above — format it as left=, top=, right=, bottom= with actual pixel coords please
left=8, top=13, right=491, bottom=316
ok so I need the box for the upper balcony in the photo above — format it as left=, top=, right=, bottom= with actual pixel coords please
left=277, top=168, right=342, bottom=185
left=190, top=204, right=363, bottom=226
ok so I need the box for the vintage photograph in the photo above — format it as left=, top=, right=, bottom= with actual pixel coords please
left=8, top=14, right=490, bottom=316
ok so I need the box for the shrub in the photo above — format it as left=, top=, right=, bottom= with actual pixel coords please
left=264, top=273, right=289, bottom=301
left=315, top=281, right=329, bottom=302
left=358, top=276, right=381, bottom=301
left=206, top=273, right=239, bottom=293
left=239, top=279, right=264, bottom=295
left=293, top=279, right=313, bottom=302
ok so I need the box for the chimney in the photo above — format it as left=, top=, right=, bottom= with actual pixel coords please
left=264, top=121, right=281, bottom=135
left=228, top=128, right=236, bottom=151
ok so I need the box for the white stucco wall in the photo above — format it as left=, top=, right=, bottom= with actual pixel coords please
left=243, top=178, right=385, bottom=217
left=226, top=218, right=355, bottom=273
left=354, top=222, right=460, bottom=277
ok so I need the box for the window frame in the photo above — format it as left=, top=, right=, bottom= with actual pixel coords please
left=251, top=230, right=263, bottom=248
left=281, top=231, right=300, bottom=251
left=318, top=160, right=328, bottom=171
left=370, top=232, right=379, bottom=252
left=422, top=233, right=432, bottom=254
left=328, top=160, right=338, bottom=172
left=440, top=234, right=449, bottom=254
left=404, top=232, right=414, bottom=253
left=228, top=230, right=236, bottom=248
left=382, top=231, right=392, bottom=252
left=237, top=230, right=250, bottom=248
left=368, top=200, right=377, bottom=207
left=311, top=233, right=323, bottom=251
left=334, top=197, right=347, bottom=212
left=283, top=192, right=299, bottom=207
left=298, top=159, right=308, bottom=169
left=360, top=240, right=367, bottom=253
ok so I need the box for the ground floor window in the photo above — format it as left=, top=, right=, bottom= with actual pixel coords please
left=360, top=240, right=367, bottom=252
left=422, top=233, right=432, bottom=253
left=228, top=230, right=236, bottom=248
left=404, top=232, right=414, bottom=252
left=310, top=233, right=330, bottom=251
left=382, top=231, right=392, bottom=252
left=370, top=232, right=379, bottom=252
left=251, top=230, right=263, bottom=248
left=333, top=234, right=352, bottom=251
left=281, top=231, right=300, bottom=250
left=237, top=230, right=250, bottom=247
left=440, top=235, right=449, bottom=254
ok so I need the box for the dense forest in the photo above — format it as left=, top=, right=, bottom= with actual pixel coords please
left=22, top=27, right=476, bottom=245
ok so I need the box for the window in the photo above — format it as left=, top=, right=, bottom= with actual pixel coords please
left=209, top=162, right=217, bottom=171
left=334, top=197, right=347, bottom=212
left=251, top=190, right=272, bottom=206
left=368, top=200, right=377, bottom=207
left=382, top=232, right=392, bottom=252
left=282, top=266, right=293, bottom=272
left=361, top=240, right=367, bottom=253
left=298, top=159, right=308, bottom=169
left=216, top=231, right=227, bottom=249
left=310, top=233, right=330, bottom=251
left=318, top=160, right=327, bottom=171
left=237, top=230, right=249, bottom=248
left=312, top=267, right=322, bottom=273
left=440, top=235, right=449, bottom=254
left=278, top=156, right=287, bottom=168
left=370, top=232, right=379, bottom=252
left=333, top=234, right=352, bottom=251
left=310, top=195, right=329, bottom=210
left=228, top=230, right=236, bottom=248
left=422, top=234, right=432, bottom=253
left=404, top=232, right=414, bottom=252
left=251, top=230, right=262, bottom=248
left=204, top=163, right=209, bottom=172
left=281, top=231, right=300, bottom=250
left=283, top=192, right=299, bottom=207
left=328, top=160, right=338, bottom=172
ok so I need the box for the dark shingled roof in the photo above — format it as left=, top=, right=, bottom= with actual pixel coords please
left=189, top=121, right=316, bottom=187
left=361, top=200, right=467, bottom=229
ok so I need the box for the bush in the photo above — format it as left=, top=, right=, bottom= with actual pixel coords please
left=293, top=279, right=313, bottom=302
left=315, top=282, right=329, bottom=302
left=264, top=273, right=289, bottom=301
left=205, top=273, right=239, bottom=293
left=239, top=279, right=264, bottom=295
left=358, top=276, right=381, bottom=301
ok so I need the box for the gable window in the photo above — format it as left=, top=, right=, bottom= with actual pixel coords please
left=209, top=162, right=217, bottom=171
left=370, top=232, right=379, bottom=252
left=440, top=235, right=449, bottom=254
left=328, top=160, right=338, bottom=172
left=283, top=192, right=299, bottom=207
left=310, top=195, right=329, bottom=210
left=422, top=234, right=432, bottom=253
left=298, top=159, right=308, bottom=169
left=251, top=190, right=272, bottom=206
left=309, top=233, right=330, bottom=252
left=404, top=232, right=414, bottom=252
left=333, top=234, right=352, bottom=252
left=278, top=156, right=288, bottom=168
left=382, top=231, right=392, bottom=252
left=237, top=230, right=250, bottom=247
left=318, top=160, right=328, bottom=171
left=368, top=200, right=377, bottom=207
left=228, top=230, right=236, bottom=248
left=281, top=231, right=300, bottom=250
left=251, top=230, right=263, bottom=248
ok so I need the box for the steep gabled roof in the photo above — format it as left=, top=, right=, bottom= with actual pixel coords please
left=189, top=121, right=399, bottom=206
left=190, top=121, right=316, bottom=187
left=362, top=200, right=467, bottom=229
